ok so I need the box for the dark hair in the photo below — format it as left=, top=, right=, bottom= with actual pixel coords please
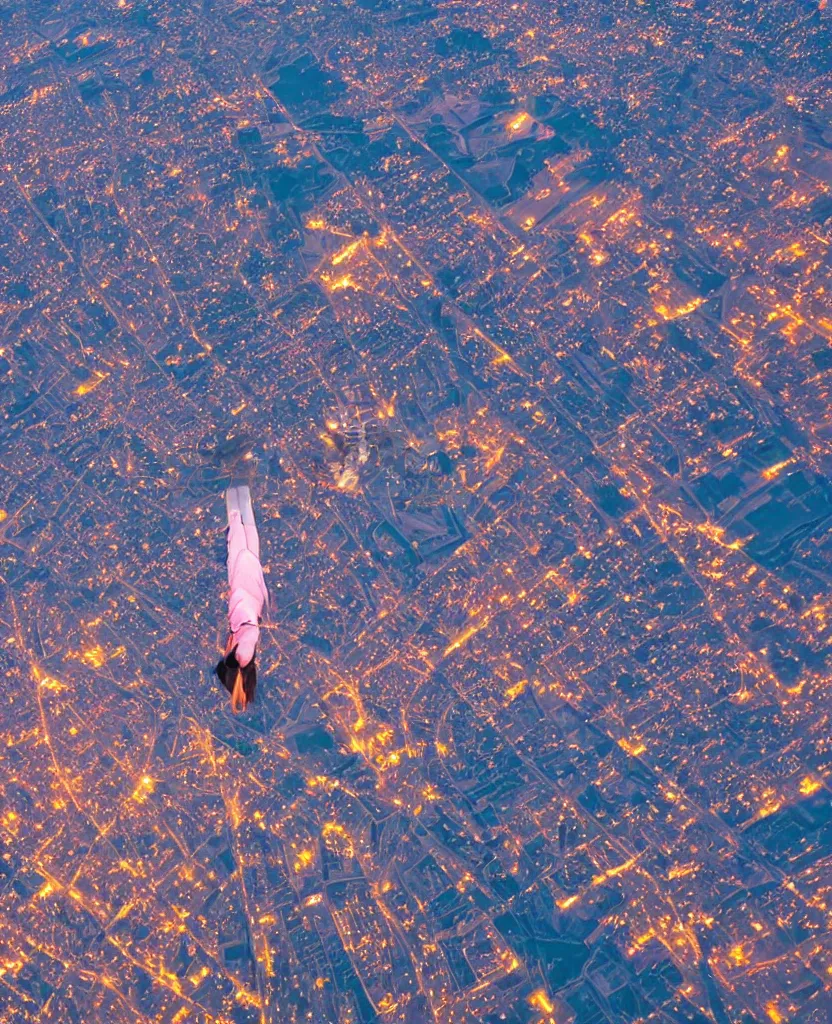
left=215, top=647, right=238, bottom=695
left=215, top=647, right=257, bottom=705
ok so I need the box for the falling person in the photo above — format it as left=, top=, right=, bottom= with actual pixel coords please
left=215, top=485, right=268, bottom=712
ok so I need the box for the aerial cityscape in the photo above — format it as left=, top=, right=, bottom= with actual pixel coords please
left=1, top=0, right=832, bottom=1022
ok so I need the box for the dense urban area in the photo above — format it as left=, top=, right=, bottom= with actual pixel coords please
left=1, top=0, right=832, bottom=1022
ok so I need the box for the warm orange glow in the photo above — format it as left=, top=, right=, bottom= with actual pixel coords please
left=592, top=855, right=639, bottom=886
left=131, top=775, right=155, bottom=804
left=82, top=645, right=107, bottom=668
left=508, top=111, right=532, bottom=134
left=762, top=459, right=794, bottom=481
left=331, top=239, right=362, bottom=265
left=293, top=849, right=314, bottom=872
left=328, top=273, right=357, bottom=291
left=618, top=738, right=647, bottom=757
left=654, top=297, right=704, bottom=320
left=529, top=988, right=555, bottom=1014
left=444, top=617, right=490, bottom=657
left=75, top=372, right=107, bottom=396
left=696, top=521, right=745, bottom=551
left=799, top=776, right=821, bottom=796
left=505, top=679, right=527, bottom=701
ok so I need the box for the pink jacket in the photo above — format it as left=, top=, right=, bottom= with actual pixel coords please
left=228, top=540, right=268, bottom=667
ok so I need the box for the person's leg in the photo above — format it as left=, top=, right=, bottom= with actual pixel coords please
left=226, top=490, right=248, bottom=586
left=243, top=522, right=260, bottom=559
left=237, top=485, right=254, bottom=525
left=226, top=485, right=241, bottom=519
left=236, top=486, right=260, bottom=558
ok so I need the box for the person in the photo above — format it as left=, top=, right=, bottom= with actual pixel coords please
left=215, top=484, right=268, bottom=712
